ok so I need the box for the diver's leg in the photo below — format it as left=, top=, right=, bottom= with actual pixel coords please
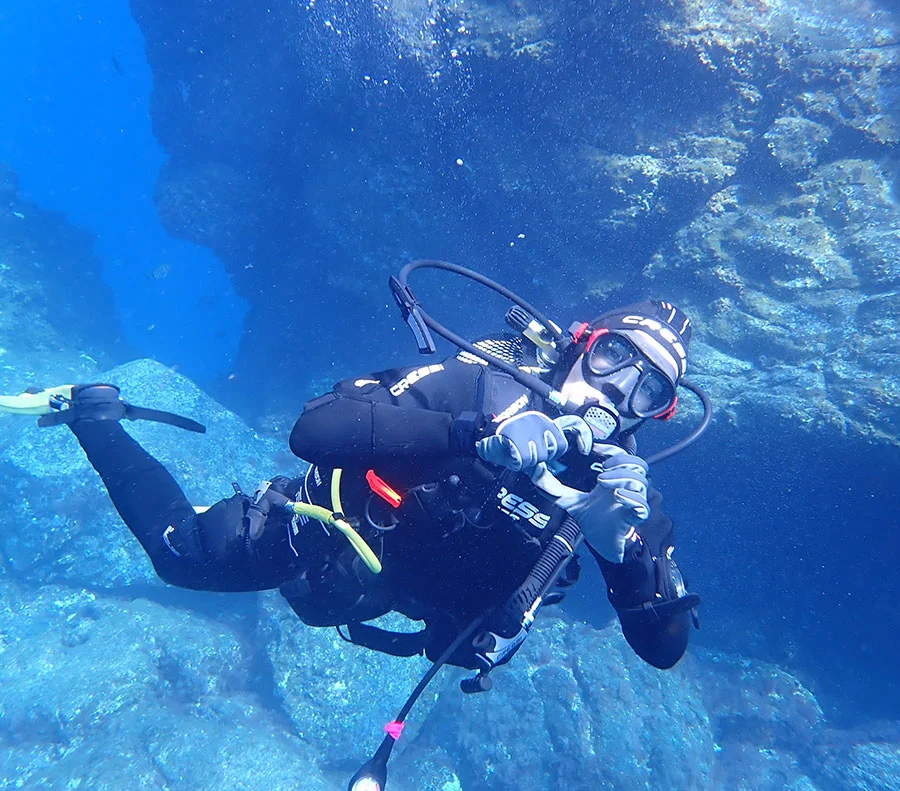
left=48, top=383, right=214, bottom=587
left=64, top=386, right=304, bottom=592
left=69, top=417, right=205, bottom=584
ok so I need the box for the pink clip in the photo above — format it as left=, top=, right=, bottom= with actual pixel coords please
left=384, top=721, right=405, bottom=741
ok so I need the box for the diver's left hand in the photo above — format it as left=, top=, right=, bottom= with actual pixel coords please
left=476, top=411, right=590, bottom=473
left=553, top=444, right=650, bottom=563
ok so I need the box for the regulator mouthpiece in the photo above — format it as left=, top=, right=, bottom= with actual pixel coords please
left=579, top=403, right=619, bottom=441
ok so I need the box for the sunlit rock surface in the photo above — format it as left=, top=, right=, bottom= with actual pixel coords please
left=644, top=156, right=899, bottom=444
left=260, top=597, right=441, bottom=770
left=2, top=574, right=897, bottom=790
left=0, top=580, right=329, bottom=790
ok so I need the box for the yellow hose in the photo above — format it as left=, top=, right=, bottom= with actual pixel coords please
left=288, top=500, right=382, bottom=575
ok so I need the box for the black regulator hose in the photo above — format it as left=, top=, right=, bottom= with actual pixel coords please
left=392, top=260, right=563, bottom=405
left=503, top=514, right=583, bottom=624
left=347, top=612, right=487, bottom=791
left=392, top=259, right=713, bottom=465
left=461, top=514, right=584, bottom=695
left=644, top=378, right=712, bottom=465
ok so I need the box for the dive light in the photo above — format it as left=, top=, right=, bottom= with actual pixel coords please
left=348, top=738, right=391, bottom=791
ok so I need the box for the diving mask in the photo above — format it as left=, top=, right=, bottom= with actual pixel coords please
left=583, top=331, right=677, bottom=419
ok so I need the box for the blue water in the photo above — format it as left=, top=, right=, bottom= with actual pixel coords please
left=1, top=0, right=899, bottom=788
left=0, top=0, right=244, bottom=380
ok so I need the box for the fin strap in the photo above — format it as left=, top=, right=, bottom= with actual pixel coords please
left=123, top=405, right=206, bottom=433
left=37, top=402, right=206, bottom=433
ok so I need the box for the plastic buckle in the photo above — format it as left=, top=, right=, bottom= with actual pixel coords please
left=366, top=470, right=402, bottom=508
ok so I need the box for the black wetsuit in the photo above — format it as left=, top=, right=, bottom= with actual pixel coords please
left=70, top=337, right=693, bottom=670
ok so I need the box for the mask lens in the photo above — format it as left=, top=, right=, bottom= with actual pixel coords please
left=587, top=334, right=638, bottom=375
left=631, top=370, right=676, bottom=417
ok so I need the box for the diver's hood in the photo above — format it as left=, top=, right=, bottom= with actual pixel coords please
left=590, top=300, right=692, bottom=384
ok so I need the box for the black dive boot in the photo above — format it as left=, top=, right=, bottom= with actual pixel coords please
left=38, top=383, right=206, bottom=433
left=36, top=383, right=127, bottom=426
left=67, top=384, right=127, bottom=421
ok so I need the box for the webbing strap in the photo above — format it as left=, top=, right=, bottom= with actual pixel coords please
left=342, top=621, right=427, bottom=657
left=37, top=403, right=206, bottom=433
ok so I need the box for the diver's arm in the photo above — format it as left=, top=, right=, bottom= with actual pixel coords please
left=290, top=362, right=485, bottom=468
left=590, top=489, right=694, bottom=669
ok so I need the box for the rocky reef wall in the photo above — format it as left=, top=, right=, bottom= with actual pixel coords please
left=0, top=164, right=121, bottom=391
left=131, top=0, right=898, bottom=447
left=1, top=362, right=898, bottom=790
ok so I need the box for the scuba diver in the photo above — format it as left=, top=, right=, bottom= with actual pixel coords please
left=1, top=261, right=707, bottom=791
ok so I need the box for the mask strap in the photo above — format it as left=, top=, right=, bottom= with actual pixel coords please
left=582, top=327, right=608, bottom=354
left=653, top=396, right=678, bottom=421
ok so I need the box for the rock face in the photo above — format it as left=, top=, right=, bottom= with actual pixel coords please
left=0, top=580, right=330, bottom=791
left=645, top=156, right=900, bottom=445
left=0, top=163, right=119, bottom=392
left=129, top=0, right=899, bottom=445
left=401, top=618, right=718, bottom=791
left=638, top=0, right=900, bottom=446
left=260, top=599, right=439, bottom=769
left=0, top=360, right=898, bottom=789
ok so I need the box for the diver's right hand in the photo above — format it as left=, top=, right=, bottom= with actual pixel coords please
left=476, top=412, right=592, bottom=473
left=553, top=444, right=651, bottom=563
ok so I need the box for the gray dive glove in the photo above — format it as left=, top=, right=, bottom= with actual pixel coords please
left=476, top=411, right=592, bottom=473
left=532, top=443, right=650, bottom=563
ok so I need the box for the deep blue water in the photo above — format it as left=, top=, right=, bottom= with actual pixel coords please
left=0, top=0, right=244, bottom=380
left=1, top=0, right=899, bottom=787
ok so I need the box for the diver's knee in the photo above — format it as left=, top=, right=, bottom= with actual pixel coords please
left=148, top=523, right=204, bottom=586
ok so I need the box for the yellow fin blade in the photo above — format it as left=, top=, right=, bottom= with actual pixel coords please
left=0, top=385, right=75, bottom=415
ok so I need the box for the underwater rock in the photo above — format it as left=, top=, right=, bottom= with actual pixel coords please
left=586, top=134, right=746, bottom=228
left=154, top=158, right=266, bottom=259
left=382, top=0, right=554, bottom=64
left=0, top=163, right=117, bottom=393
left=126, top=0, right=728, bottom=413
left=691, top=647, right=824, bottom=756
left=0, top=521, right=893, bottom=790
left=661, top=0, right=899, bottom=145
left=0, top=358, right=303, bottom=589
left=127, top=0, right=900, bottom=449
left=390, top=618, right=830, bottom=791
left=0, top=580, right=329, bottom=790
left=260, top=594, right=445, bottom=773
left=644, top=155, right=900, bottom=446
left=764, top=116, right=831, bottom=171
left=817, top=735, right=900, bottom=791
